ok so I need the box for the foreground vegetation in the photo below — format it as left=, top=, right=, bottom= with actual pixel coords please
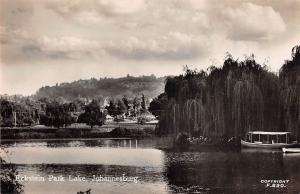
left=150, top=46, right=300, bottom=140
left=0, top=147, right=23, bottom=193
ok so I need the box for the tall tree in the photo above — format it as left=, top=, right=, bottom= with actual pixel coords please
left=78, top=100, right=106, bottom=128
left=106, top=100, right=118, bottom=117
left=149, top=93, right=168, bottom=118
left=141, top=94, right=147, bottom=113
left=117, top=99, right=127, bottom=115
left=122, top=96, right=130, bottom=110
left=279, top=45, right=300, bottom=137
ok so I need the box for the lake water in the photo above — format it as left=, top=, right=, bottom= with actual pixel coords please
left=1, top=138, right=300, bottom=194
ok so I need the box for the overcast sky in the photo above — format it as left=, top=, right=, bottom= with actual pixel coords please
left=0, top=0, right=299, bottom=95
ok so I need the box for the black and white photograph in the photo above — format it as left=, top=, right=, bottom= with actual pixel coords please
left=0, top=0, right=300, bottom=193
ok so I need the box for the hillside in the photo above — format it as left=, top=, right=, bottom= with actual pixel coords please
left=35, top=75, right=166, bottom=100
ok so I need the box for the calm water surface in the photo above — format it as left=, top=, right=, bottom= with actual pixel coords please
left=1, top=138, right=300, bottom=194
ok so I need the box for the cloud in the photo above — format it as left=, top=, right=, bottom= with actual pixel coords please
left=0, top=26, right=30, bottom=45
left=74, top=11, right=103, bottom=24
left=143, top=0, right=210, bottom=32
left=105, top=32, right=210, bottom=60
left=36, top=36, right=103, bottom=59
left=96, top=0, right=146, bottom=15
left=0, top=0, right=34, bottom=26
left=37, top=36, right=99, bottom=52
left=0, top=26, right=103, bottom=61
left=1, top=0, right=300, bottom=96
left=0, top=0, right=298, bottom=65
left=221, top=2, right=286, bottom=41
left=45, top=0, right=146, bottom=24
left=44, top=0, right=211, bottom=29
left=1, top=26, right=208, bottom=62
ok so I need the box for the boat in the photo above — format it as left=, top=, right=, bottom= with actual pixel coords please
left=282, top=148, right=300, bottom=153
left=241, top=131, right=298, bottom=149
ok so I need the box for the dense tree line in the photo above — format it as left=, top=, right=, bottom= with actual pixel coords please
left=0, top=94, right=150, bottom=128
left=150, top=46, right=300, bottom=139
left=0, top=97, right=105, bottom=128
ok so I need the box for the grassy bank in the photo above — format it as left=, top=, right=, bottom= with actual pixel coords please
left=0, top=123, right=156, bottom=140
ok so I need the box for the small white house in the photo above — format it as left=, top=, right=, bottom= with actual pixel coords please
left=106, top=114, right=114, bottom=122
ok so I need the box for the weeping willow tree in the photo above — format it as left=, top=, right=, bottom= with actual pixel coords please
left=204, top=56, right=270, bottom=138
left=159, top=68, right=208, bottom=137
left=151, top=45, right=300, bottom=139
left=232, top=79, right=264, bottom=136
left=182, top=99, right=206, bottom=136
left=279, top=46, right=300, bottom=138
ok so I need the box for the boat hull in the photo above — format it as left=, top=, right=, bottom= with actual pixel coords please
left=282, top=148, right=300, bottom=153
left=241, top=140, right=297, bottom=149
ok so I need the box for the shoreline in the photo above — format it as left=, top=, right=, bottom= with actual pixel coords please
left=0, top=124, right=156, bottom=140
left=0, top=137, right=132, bottom=142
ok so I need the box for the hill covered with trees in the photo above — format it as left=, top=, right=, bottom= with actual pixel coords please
left=35, top=75, right=166, bottom=100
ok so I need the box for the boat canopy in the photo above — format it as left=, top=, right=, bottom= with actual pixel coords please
left=248, top=131, right=291, bottom=135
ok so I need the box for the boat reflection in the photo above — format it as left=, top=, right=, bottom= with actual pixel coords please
left=241, top=147, right=282, bottom=153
